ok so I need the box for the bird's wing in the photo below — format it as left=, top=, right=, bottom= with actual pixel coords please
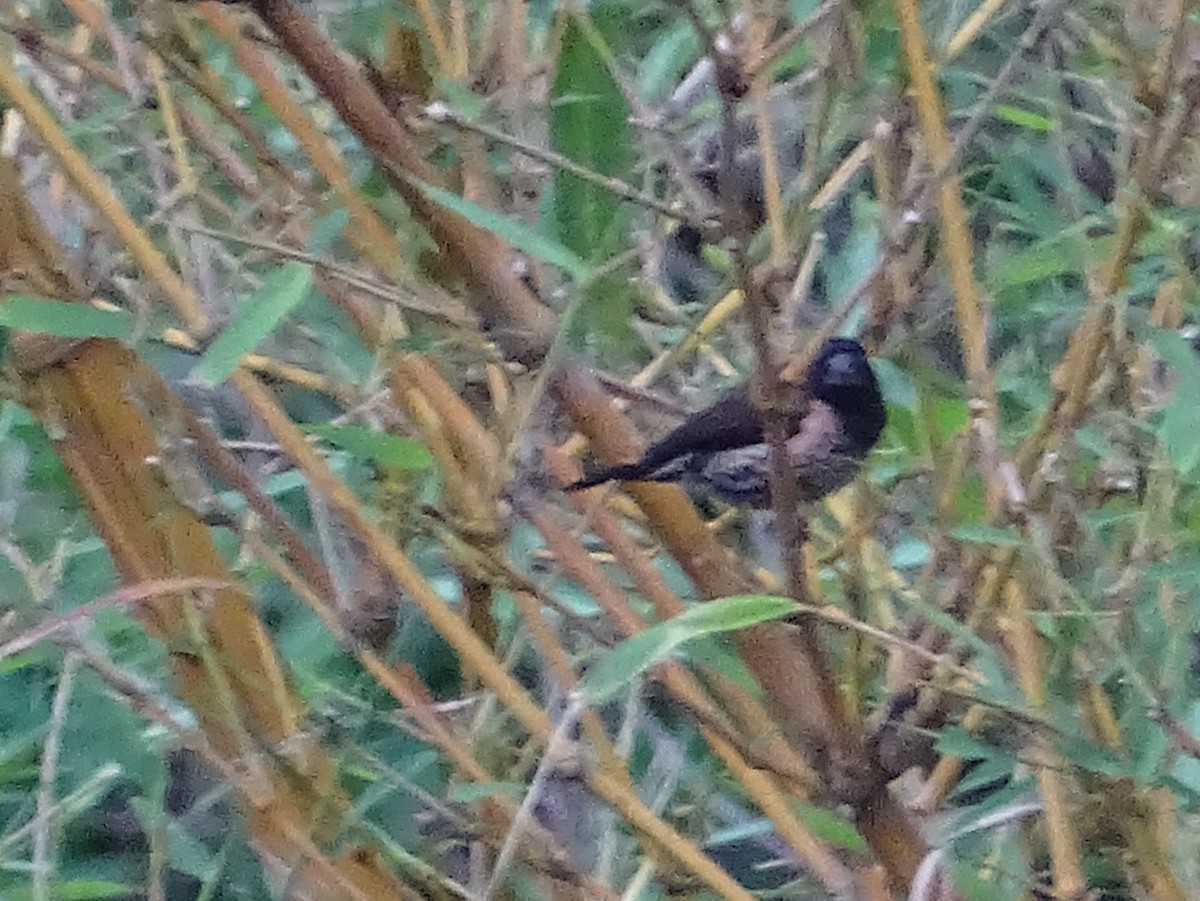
left=567, top=382, right=807, bottom=493
left=634, top=385, right=765, bottom=470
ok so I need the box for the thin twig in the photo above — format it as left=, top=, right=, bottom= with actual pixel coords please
left=482, top=695, right=585, bottom=900
left=425, top=103, right=684, bottom=221
left=32, top=652, right=78, bottom=901
left=178, top=223, right=477, bottom=326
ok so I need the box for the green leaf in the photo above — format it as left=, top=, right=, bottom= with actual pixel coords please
left=130, top=795, right=219, bottom=881
left=951, top=756, right=1014, bottom=798
left=304, top=424, right=433, bottom=470
left=1170, top=700, right=1200, bottom=794
left=988, top=237, right=1089, bottom=290
left=872, top=357, right=918, bottom=410
left=565, top=270, right=639, bottom=358
left=1058, top=735, right=1130, bottom=777
left=0, top=297, right=134, bottom=340
left=307, top=209, right=350, bottom=256
left=950, top=524, right=1029, bottom=547
left=952, top=863, right=1008, bottom=901
left=550, top=10, right=633, bottom=262
left=1150, top=330, right=1200, bottom=477
left=447, top=781, right=525, bottom=803
left=935, top=727, right=999, bottom=761
left=637, top=21, right=700, bottom=101
left=581, top=595, right=796, bottom=702
left=549, top=7, right=637, bottom=354
left=989, top=152, right=1068, bottom=237
left=994, top=104, right=1054, bottom=132
left=824, top=196, right=880, bottom=303
left=0, top=881, right=136, bottom=901
left=1131, top=717, right=1168, bottom=783
left=792, top=803, right=869, bottom=853
left=931, top=396, right=970, bottom=441
left=408, top=178, right=590, bottom=282
left=188, top=264, right=313, bottom=387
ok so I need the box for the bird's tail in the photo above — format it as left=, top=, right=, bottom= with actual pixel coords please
left=565, top=460, right=683, bottom=492
left=565, top=464, right=648, bottom=492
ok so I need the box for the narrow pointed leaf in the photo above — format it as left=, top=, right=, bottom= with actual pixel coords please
left=189, top=263, right=313, bottom=387
left=409, top=178, right=590, bottom=282
left=0, top=296, right=133, bottom=340
left=581, top=595, right=795, bottom=702
left=305, top=424, right=433, bottom=470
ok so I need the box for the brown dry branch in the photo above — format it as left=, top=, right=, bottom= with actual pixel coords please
left=71, top=639, right=433, bottom=901
left=149, top=40, right=308, bottom=199
left=197, top=4, right=522, bottom=657
left=520, top=501, right=855, bottom=885
left=879, top=7, right=1090, bottom=885
left=893, top=0, right=1005, bottom=518
left=552, top=363, right=927, bottom=890
left=567, top=6, right=718, bottom=222
left=107, top=0, right=516, bottom=655
left=545, top=445, right=823, bottom=792
left=3, top=13, right=410, bottom=644
left=749, top=59, right=787, bottom=268
left=2, top=217, right=409, bottom=901
left=229, top=369, right=762, bottom=901
left=661, top=7, right=931, bottom=890
left=423, top=103, right=684, bottom=221
left=687, top=1, right=859, bottom=781
left=0, top=577, right=230, bottom=663
left=0, top=54, right=211, bottom=336
left=0, top=127, right=750, bottom=901
left=883, top=8, right=1200, bottom=896
left=2, top=19, right=729, bottom=887
left=201, top=5, right=409, bottom=281
left=1001, top=579, right=1086, bottom=897
left=199, top=62, right=507, bottom=666
left=246, top=0, right=558, bottom=364
left=7, top=1, right=1200, bottom=898
left=246, top=535, right=604, bottom=896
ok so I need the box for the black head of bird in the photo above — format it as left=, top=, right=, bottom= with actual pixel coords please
left=567, top=336, right=886, bottom=508
left=804, top=336, right=886, bottom=447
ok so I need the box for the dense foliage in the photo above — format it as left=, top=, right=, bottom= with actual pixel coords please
left=1, top=1, right=1199, bottom=900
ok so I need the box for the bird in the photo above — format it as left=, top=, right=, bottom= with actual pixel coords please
left=659, top=224, right=726, bottom=307
left=566, top=337, right=886, bottom=508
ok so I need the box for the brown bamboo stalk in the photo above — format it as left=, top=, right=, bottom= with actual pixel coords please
left=250, top=536, right=601, bottom=890
left=522, top=502, right=856, bottom=892
left=1001, top=580, right=1086, bottom=897
left=552, top=363, right=928, bottom=889
left=555, top=458, right=838, bottom=796
left=201, top=5, right=410, bottom=280
left=893, top=0, right=1004, bottom=516
left=0, top=53, right=211, bottom=335
left=247, top=0, right=557, bottom=364
left=229, top=368, right=761, bottom=901
left=16, top=343, right=408, bottom=899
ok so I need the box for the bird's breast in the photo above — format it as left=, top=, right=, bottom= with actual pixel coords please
left=689, top=407, right=868, bottom=508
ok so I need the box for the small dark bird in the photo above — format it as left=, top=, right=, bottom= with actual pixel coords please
left=659, top=224, right=725, bottom=306
left=567, top=337, right=886, bottom=508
